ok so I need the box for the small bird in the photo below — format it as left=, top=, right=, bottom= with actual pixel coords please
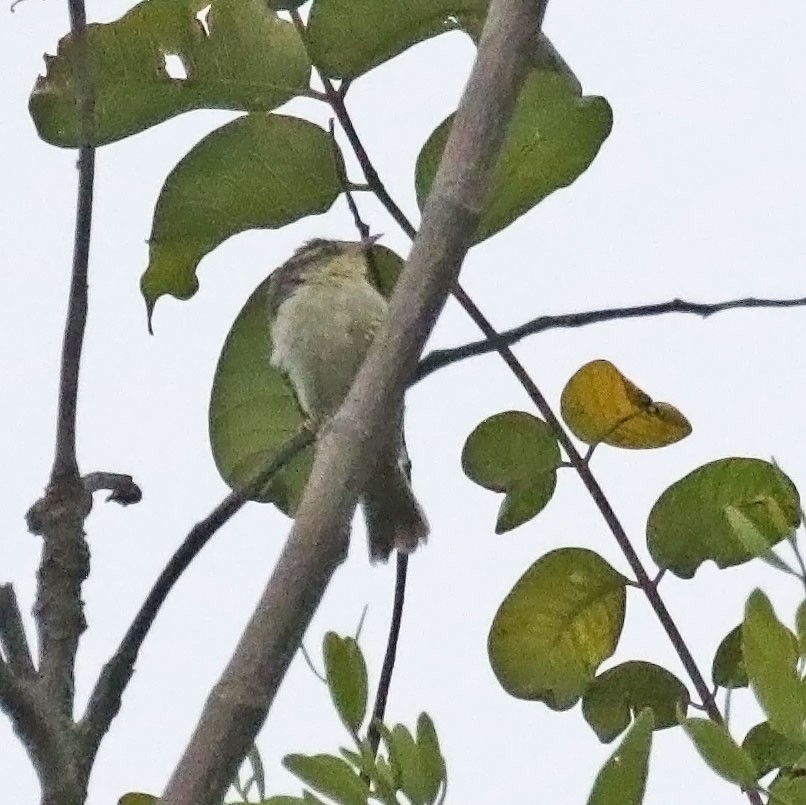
left=266, top=236, right=429, bottom=561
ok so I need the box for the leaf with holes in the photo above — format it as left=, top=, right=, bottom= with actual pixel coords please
left=462, top=411, right=560, bottom=533
left=647, top=459, right=801, bottom=578
left=488, top=548, right=626, bottom=708
left=142, top=114, right=341, bottom=321
left=416, top=70, right=611, bottom=244
left=561, top=360, right=691, bottom=449
left=30, top=0, right=310, bottom=147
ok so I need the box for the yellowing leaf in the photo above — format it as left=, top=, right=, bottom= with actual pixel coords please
left=488, top=548, right=626, bottom=708
left=560, top=360, right=691, bottom=449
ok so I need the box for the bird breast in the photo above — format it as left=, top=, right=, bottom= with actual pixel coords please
left=270, top=278, right=388, bottom=419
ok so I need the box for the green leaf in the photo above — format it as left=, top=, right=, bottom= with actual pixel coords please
left=323, top=632, right=368, bottom=733
left=262, top=797, right=311, bottom=805
left=488, top=548, right=626, bottom=708
left=796, top=600, right=806, bottom=656
left=682, top=717, right=758, bottom=788
left=208, top=243, right=401, bottom=511
left=394, top=724, right=440, bottom=805
left=118, top=796, right=157, bottom=805
left=415, top=714, right=447, bottom=804
left=283, top=754, right=369, bottom=805
left=742, top=722, right=806, bottom=778
left=725, top=506, right=798, bottom=575
left=586, top=708, right=654, bottom=805
left=142, top=114, right=341, bottom=319
left=462, top=411, right=560, bottom=533
left=209, top=275, right=313, bottom=512
left=769, top=774, right=806, bottom=805
left=647, top=458, right=801, bottom=578
left=743, top=590, right=806, bottom=741
left=712, top=626, right=748, bottom=689
left=307, top=0, right=488, bottom=79
left=416, top=70, right=611, bottom=244
left=30, top=0, right=310, bottom=147
left=582, top=661, right=690, bottom=743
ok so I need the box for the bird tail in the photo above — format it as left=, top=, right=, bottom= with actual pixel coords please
left=362, top=459, right=429, bottom=562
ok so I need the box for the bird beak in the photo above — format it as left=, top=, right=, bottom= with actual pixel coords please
left=361, top=233, right=382, bottom=249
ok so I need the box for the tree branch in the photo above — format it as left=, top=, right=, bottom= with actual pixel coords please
left=82, top=471, right=143, bottom=506
left=52, top=0, right=95, bottom=481
left=0, top=584, right=34, bottom=678
left=159, top=3, right=544, bottom=802
left=366, top=554, right=408, bottom=758
left=416, top=295, right=806, bottom=381
left=28, top=0, right=96, bottom=724
left=79, top=428, right=315, bottom=760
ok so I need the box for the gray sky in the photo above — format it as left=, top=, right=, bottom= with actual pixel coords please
left=3, top=1, right=806, bottom=803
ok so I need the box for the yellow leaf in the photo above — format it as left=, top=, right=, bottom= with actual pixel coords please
left=560, top=360, right=691, bottom=449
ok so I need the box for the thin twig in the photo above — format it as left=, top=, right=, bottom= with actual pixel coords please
left=0, top=584, right=35, bottom=678
left=366, top=554, right=408, bottom=757
left=416, top=296, right=806, bottom=381
left=52, top=0, right=95, bottom=482
left=79, top=428, right=315, bottom=757
left=82, top=471, right=143, bottom=506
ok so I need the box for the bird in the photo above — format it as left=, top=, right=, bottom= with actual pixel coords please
left=266, top=236, right=429, bottom=561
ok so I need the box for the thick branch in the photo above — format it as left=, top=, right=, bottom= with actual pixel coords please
left=159, top=3, right=544, bottom=802
left=416, top=295, right=806, bottom=381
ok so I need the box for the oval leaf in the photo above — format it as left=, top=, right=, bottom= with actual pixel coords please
left=415, top=713, right=446, bottom=804
left=582, top=661, right=690, bottom=743
left=560, top=360, right=691, bottom=449
left=647, top=459, right=801, bottom=578
left=742, top=722, right=806, bottom=778
left=712, top=626, right=748, bottom=689
left=682, top=717, right=758, bottom=789
left=30, top=0, right=309, bottom=147
left=307, top=0, right=488, bottom=79
left=586, top=708, right=654, bottom=805
left=743, top=590, right=806, bottom=741
left=323, top=632, right=368, bottom=733
left=462, top=411, right=560, bottom=533
left=208, top=244, right=402, bottom=510
left=142, top=114, right=340, bottom=318
left=118, top=796, right=157, bottom=805
left=416, top=70, right=612, bottom=244
left=488, top=548, right=627, bottom=708
left=283, top=754, right=369, bottom=805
